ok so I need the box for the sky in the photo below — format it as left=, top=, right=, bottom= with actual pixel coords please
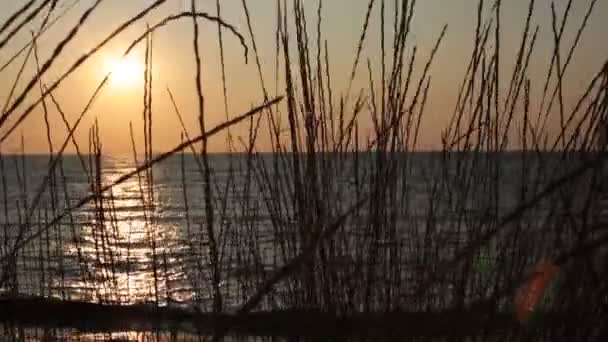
left=0, top=0, right=607, bottom=154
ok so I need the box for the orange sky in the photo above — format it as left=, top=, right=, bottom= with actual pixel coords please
left=0, top=0, right=607, bottom=154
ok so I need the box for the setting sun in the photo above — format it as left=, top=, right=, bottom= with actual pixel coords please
left=104, top=55, right=142, bottom=87
left=1, top=0, right=607, bottom=339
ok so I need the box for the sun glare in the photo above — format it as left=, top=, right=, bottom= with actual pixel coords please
left=104, top=56, right=142, bottom=87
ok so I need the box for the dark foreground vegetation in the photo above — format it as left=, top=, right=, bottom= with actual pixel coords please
left=0, top=295, right=590, bottom=340
left=1, top=0, right=608, bottom=340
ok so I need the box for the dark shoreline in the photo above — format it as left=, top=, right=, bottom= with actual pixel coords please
left=0, top=296, right=551, bottom=339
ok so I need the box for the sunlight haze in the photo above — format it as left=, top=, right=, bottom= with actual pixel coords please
left=0, top=0, right=606, bottom=154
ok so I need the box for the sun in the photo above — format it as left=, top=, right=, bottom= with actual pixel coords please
left=103, top=55, right=143, bottom=87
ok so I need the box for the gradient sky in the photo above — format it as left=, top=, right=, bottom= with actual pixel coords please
left=0, top=0, right=606, bottom=154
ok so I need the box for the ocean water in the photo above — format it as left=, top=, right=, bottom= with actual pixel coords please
left=0, top=152, right=603, bottom=313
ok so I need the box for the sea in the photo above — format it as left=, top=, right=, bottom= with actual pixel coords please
left=0, top=152, right=605, bottom=338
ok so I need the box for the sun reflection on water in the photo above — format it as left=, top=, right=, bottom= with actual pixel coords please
left=61, top=164, right=195, bottom=305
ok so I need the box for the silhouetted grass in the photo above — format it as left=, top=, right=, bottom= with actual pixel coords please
left=1, top=0, right=608, bottom=340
